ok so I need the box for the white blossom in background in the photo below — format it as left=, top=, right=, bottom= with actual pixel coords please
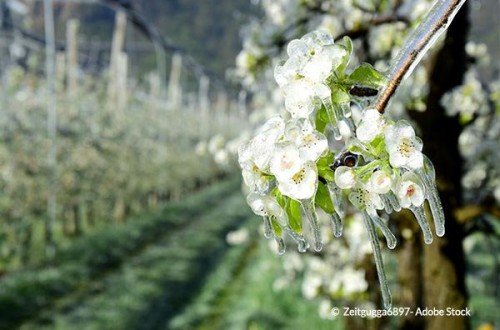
left=441, top=69, right=489, bottom=119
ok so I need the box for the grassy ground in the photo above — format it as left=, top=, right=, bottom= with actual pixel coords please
left=1, top=178, right=497, bottom=330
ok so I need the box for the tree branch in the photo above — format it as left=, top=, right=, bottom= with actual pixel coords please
left=373, top=0, right=467, bottom=113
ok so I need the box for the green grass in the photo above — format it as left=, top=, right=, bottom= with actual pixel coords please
left=17, top=190, right=252, bottom=330
left=0, top=178, right=242, bottom=329
left=169, top=232, right=341, bottom=330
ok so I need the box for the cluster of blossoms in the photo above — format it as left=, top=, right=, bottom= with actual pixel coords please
left=441, top=67, right=500, bottom=204
left=238, top=30, right=445, bottom=308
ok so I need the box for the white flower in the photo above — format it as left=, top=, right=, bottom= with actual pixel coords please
left=396, top=172, right=425, bottom=208
left=356, top=108, right=387, bottom=142
left=302, top=274, right=322, bottom=299
left=269, top=142, right=302, bottom=181
left=208, top=134, right=225, bottom=154
left=277, top=161, right=318, bottom=200
left=226, top=228, right=249, bottom=245
left=286, top=119, right=328, bottom=162
left=334, top=166, right=356, bottom=189
left=348, top=186, right=384, bottom=213
left=238, top=116, right=285, bottom=171
left=246, top=193, right=288, bottom=226
left=282, top=79, right=319, bottom=118
left=240, top=160, right=270, bottom=194
left=385, top=121, right=424, bottom=169
left=274, top=30, right=347, bottom=118
left=366, top=170, right=393, bottom=194
left=339, top=267, right=368, bottom=294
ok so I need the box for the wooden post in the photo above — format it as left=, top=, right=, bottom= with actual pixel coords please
left=66, top=19, right=79, bottom=95
left=198, top=75, right=210, bottom=138
left=167, top=53, right=182, bottom=110
left=116, top=51, right=128, bottom=109
left=215, top=91, right=228, bottom=127
left=107, top=10, right=127, bottom=101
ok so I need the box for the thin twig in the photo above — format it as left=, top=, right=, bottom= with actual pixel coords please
left=373, top=0, right=467, bottom=113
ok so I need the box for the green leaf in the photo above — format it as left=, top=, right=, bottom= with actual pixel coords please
left=272, top=189, right=302, bottom=234
left=347, top=63, right=386, bottom=88
left=315, top=106, right=329, bottom=133
left=331, top=87, right=350, bottom=105
left=336, top=36, right=353, bottom=73
left=270, top=217, right=282, bottom=237
left=315, top=182, right=335, bottom=214
left=286, top=198, right=303, bottom=233
left=317, top=153, right=335, bottom=182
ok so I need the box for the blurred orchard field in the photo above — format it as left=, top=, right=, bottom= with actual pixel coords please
left=0, top=1, right=498, bottom=330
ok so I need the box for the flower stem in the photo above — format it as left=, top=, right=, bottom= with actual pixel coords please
left=373, top=0, right=467, bottom=113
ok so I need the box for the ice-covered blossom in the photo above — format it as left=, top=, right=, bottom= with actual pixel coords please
left=366, top=170, right=393, bottom=194
left=348, top=186, right=384, bottom=214
left=396, top=172, right=425, bottom=208
left=237, top=14, right=449, bottom=312
left=334, top=166, right=356, bottom=189
left=247, top=193, right=288, bottom=225
left=277, top=161, right=318, bottom=200
left=385, top=121, right=424, bottom=169
left=356, top=108, right=387, bottom=142
left=274, top=30, right=347, bottom=118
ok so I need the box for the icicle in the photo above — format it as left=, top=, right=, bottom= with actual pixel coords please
left=329, top=212, right=343, bottom=238
left=362, top=212, right=392, bottom=309
left=381, top=195, right=394, bottom=214
left=285, top=227, right=310, bottom=252
left=263, top=216, right=273, bottom=239
left=409, top=206, right=433, bottom=244
left=341, top=102, right=352, bottom=118
left=417, top=162, right=445, bottom=237
left=386, top=191, right=402, bottom=212
left=327, top=183, right=344, bottom=217
left=368, top=212, right=397, bottom=249
left=275, top=236, right=286, bottom=255
left=323, top=101, right=343, bottom=140
left=425, top=184, right=445, bottom=237
left=300, top=200, right=324, bottom=252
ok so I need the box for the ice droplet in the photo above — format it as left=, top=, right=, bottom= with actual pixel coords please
left=263, top=216, right=273, bottom=239
left=286, top=228, right=310, bottom=253
left=275, top=237, right=286, bottom=255
left=329, top=211, right=343, bottom=238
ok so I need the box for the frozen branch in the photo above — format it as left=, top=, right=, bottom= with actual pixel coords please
left=373, top=0, right=467, bottom=113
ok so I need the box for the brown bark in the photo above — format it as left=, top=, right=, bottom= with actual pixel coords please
left=395, top=211, right=424, bottom=330
left=410, top=3, right=470, bottom=330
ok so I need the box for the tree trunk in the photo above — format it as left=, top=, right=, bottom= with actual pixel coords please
left=395, top=211, right=424, bottom=330
left=411, top=3, right=470, bottom=330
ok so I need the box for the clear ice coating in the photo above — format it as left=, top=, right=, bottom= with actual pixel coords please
left=263, top=216, right=273, bottom=239
left=368, top=212, right=397, bottom=250
left=300, top=200, right=324, bottom=252
left=363, top=211, right=392, bottom=309
left=285, top=227, right=310, bottom=253
left=329, top=212, right=343, bottom=238
left=410, top=205, right=434, bottom=244
left=239, top=0, right=461, bottom=312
